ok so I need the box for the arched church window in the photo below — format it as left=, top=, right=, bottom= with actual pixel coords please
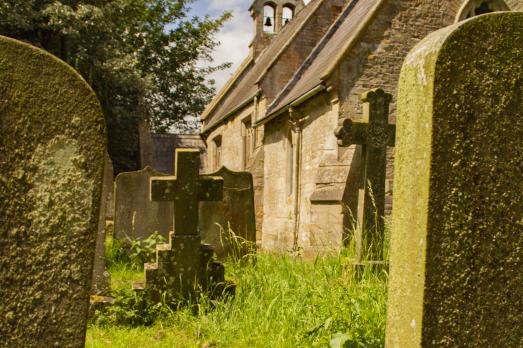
left=282, top=5, right=295, bottom=27
left=456, top=0, right=509, bottom=22
left=263, top=4, right=276, bottom=33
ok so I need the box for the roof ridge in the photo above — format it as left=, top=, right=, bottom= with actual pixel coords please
left=254, top=0, right=327, bottom=85
left=201, top=53, right=254, bottom=120
left=265, top=0, right=362, bottom=116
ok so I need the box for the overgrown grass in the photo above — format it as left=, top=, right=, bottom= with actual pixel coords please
left=87, top=249, right=387, bottom=347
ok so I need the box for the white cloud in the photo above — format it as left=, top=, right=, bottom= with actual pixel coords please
left=206, top=3, right=252, bottom=91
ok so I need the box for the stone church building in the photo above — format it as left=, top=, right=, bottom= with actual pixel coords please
left=200, top=0, right=523, bottom=255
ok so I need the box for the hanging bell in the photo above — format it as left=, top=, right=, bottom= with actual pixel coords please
left=264, top=17, right=273, bottom=27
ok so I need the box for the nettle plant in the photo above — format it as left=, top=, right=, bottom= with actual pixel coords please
left=127, top=232, right=166, bottom=270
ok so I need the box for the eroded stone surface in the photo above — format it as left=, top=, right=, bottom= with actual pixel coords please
left=114, top=166, right=173, bottom=241
left=386, top=13, right=523, bottom=348
left=0, top=36, right=105, bottom=347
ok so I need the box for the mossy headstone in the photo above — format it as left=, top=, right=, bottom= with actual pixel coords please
left=386, top=13, right=523, bottom=348
left=0, top=36, right=106, bottom=347
left=200, top=166, right=257, bottom=260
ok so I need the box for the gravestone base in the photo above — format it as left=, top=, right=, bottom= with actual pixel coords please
left=88, top=296, right=115, bottom=319
left=134, top=232, right=232, bottom=303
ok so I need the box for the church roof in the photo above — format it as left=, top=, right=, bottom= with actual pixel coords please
left=201, top=0, right=325, bottom=134
left=261, top=0, right=385, bottom=122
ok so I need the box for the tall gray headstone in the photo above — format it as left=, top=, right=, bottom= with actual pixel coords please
left=0, top=36, right=106, bottom=347
left=114, top=166, right=173, bottom=242
left=386, top=13, right=523, bottom=348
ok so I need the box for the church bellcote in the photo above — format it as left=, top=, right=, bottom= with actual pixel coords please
left=249, top=0, right=305, bottom=58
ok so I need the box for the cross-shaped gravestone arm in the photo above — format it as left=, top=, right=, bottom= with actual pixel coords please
left=150, top=177, right=224, bottom=202
left=334, top=88, right=395, bottom=148
left=149, top=149, right=224, bottom=236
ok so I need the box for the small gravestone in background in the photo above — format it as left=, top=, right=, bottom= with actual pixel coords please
left=386, top=13, right=523, bottom=347
left=0, top=36, right=106, bottom=347
left=114, top=166, right=173, bottom=242
left=200, top=167, right=257, bottom=260
left=335, top=88, right=395, bottom=262
left=91, top=154, right=114, bottom=295
left=135, top=149, right=229, bottom=300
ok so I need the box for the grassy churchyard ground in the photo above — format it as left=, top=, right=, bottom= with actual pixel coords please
left=86, top=237, right=387, bottom=348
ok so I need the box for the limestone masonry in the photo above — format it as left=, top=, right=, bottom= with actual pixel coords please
left=199, top=0, right=523, bottom=255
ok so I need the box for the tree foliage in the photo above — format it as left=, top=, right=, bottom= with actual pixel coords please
left=0, top=0, right=230, bottom=172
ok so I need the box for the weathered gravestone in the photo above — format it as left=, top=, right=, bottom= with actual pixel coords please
left=136, top=149, right=228, bottom=300
left=91, top=154, right=114, bottom=295
left=335, top=88, right=395, bottom=262
left=0, top=36, right=106, bottom=347
left=114, top=166, right=173, bottom=242
left=386, top=13, right=523, bottom=348
left=200, top=167, right=257, bottom=260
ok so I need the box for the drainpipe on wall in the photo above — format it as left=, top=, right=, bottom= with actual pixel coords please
left=289, top=107, right=303, bottom=252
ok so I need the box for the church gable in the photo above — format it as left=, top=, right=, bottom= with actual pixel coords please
left=201, top=0, right=344, bottom=134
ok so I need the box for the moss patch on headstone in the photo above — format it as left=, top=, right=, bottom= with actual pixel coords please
left=386, top=13, right=523, bottom=348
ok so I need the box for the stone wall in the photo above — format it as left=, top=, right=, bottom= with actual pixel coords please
left=261, top=0, right=346, bottom=101
left=261, top=0, right=523, bottom=254
left=262, top=116, right=295, bottom=251
left=139, top=123, right=206, bottom=174
left=204, top=0, right=523, bottom=253
left=333, top=0, right=523, bottom=217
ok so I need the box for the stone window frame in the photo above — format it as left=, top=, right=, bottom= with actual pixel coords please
left=263, top=2, right=277, bottom=33
left=455, top=0, right=509, bottom=22
left=212, top=135, right=222, bottom=170
left=282, top=4, right=295, bottom=27
left=242, top=115, right=255, bottom=168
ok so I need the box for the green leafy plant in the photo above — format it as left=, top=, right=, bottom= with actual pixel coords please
left=128, top=232, right=166, bottom=270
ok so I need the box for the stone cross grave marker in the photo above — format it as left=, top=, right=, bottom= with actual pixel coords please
left=386, top=13, right=523, bottom=348
left=335, top=88, right=394, bottom=261
left=200, top=166, right=257, bottom=260
left=139, top=149, right=225, bottom=299
left=0, top=36, right=106, bottom=347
